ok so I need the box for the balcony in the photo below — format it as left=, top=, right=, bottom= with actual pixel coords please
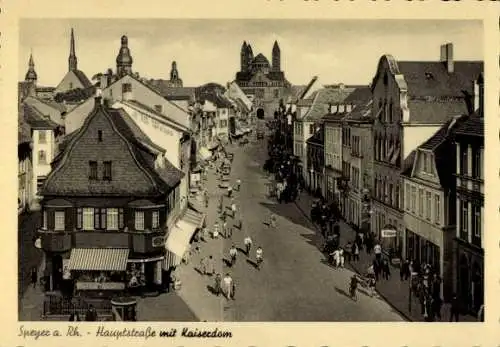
left=37, top=229, right=167, bottom=254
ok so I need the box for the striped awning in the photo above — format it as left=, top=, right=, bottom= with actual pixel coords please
left=68, top=248, right=130, bottom=271
left=181, top=207, right=205, bottom=229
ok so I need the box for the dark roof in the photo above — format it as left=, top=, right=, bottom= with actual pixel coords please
left=397, top=61, right=483, bottom=97
left=44, top=101, right=183, bottom=196
left=406, top=99, right=469, bottom=124
left=147, top=80, right=195, bottom=100
left=122, top=100, right=189, bottom=133
left=36, top=86, right=56, bottom=92
left=252, top=53, right=270, bottom=66
left=306, top=129, right=324, bottom=146
left=343, top=87, right=372, bottom=104
left=18, top=105, right=31, bottom=144
left=72, top=69, right=93, bottom=89
left=23, top=103, right=58, bottom=129
left=199, top=93, right=233, bottom=108
left=401, top=150, right=416, bottom=177
left=344, top=99, right=374, bottom=123
left=28, top=96, right=67, bottom=113
left=322, top=112, right=347, bottom=122
left=452, top=111, right=484, bottom=138
left=419, top=116, right=465, bottom=150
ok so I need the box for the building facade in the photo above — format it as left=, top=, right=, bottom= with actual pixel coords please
left=306, top=124, right=325, bottom=195
left=235, top=41, right=292, bottom=116
left=37, top=97, right=184, bottom=294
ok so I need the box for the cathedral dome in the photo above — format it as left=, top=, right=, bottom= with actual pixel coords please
left=252, top=53, right=270, bottom=67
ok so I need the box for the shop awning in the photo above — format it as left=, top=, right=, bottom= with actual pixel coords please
left=165, top=224, right=193, bottom=261
left=198, top=147, right=212, bottom=161
left=68, top=248, right=130, bottom=271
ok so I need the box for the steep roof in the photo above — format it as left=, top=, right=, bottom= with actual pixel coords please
left=199, top=92, right=233, bottom=109
left=23, top=103, right=59, bottom=129
left=18, top=105, right=31, bottom=144
left=147, top=80, right=195, bottom=101
left=253, top=53, right=270, bottom=66
left=344, top=99, right=374, bottom=123
left=406, top=99, right=469, bottom=124
left=401, top=150, right=416, bottom=177
left=397, top=61, right=483, bottom=97
left=306, top=129, right=323, bottom=146
left=452, top=111, right=484, bottom=138
left=343, top=86, right=372, bottom=104
left=44, top=100, right=183, bottom=196
left=303, top=87, right=354, bottom=122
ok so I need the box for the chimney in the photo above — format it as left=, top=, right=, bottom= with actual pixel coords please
left=440, top=43, right=454, bottom=73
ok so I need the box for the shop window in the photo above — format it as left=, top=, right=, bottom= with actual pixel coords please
left=135, top=211, right=145, bottom=231
left=94, top=208, right=107, bottom=229
left=54, top=211, right=65, bottom=231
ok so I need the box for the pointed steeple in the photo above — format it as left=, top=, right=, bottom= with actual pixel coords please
left=272, top=40, right=281, bottom=72
left=68, top=28, right=78, bottom=71
left=170, top=61, right=179, bottom=81
left=25, top=52, right=37, bottom=83
left=241, top=41, right=249, bottom=72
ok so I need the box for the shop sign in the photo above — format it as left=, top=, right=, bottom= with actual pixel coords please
left=152, top=236, right=166, bottom=247
left=381, top=229, right=397, bottom=238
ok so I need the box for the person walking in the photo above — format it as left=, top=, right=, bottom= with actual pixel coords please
left=223, top=273, right=233, bottom=300
left=368, top=275, right=377, bottom=297
left=269, top=213, right=277, bottom=228
left=222, top=221, right=228, bottom=238
left=344, top=241, right=352, bottom=262
left=229, top=244, right=238, bottom=267
left=352, top=242, right=360, bottom=262
left=236, top=179, right=241, bottom=191
left=374, top=241, right=382, bottom=262
left=31, top=266, right=38, bottom=289
left=227, top=185, right=233, bottom=198
left=332, top=248, right=340, bottom=268
left=214, top=273, right=222, bottom=296
left=204, top=189, right=209, bottom=208
left=382, top=259, right=391, bottom=280
left=256, top=246, right=263, bottom=270
left=401, top=259, right=410, bottom=281
left=199, top=256, right=208, bottom=275
left=212, top=223, right=220, bottom=239
left=449, top=293, right=460, bottom=322
left=244, top=236, right=253, bottom=256
left=339, top=248, right=345, bottom=268
left=231, top=202, right=237, bottom=219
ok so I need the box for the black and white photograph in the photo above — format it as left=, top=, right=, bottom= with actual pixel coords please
left=17, top=18, right=485, bottom=323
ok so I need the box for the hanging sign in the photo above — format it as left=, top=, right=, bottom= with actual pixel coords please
left=381, top=229, right=397, bottom=238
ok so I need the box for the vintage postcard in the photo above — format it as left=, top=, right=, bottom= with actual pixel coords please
left=2, top=0, right=499, bottom=346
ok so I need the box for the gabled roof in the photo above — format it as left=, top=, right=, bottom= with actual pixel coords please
left=25, top=96, right=67, bottom=113
left=303, top=87, right=355, bottom=122
left=406, top=99, right=469, bottom=124
left=397, top=61, right=483, bottom=97
left=44, top=100, right=183, bottom=196
left=401, top=150, right=416, bottom=177
left=343, top=86, right=371, bottom=104
left=147, top=80, right=195, bottom=101
left=252, top=53, right=270, bottom=66
left=451, top=111, right=484, bottom=138
left=72, top=70, right=93, bottom=89
left=344, top=99, right=374, bottom=123
left=23, top=103, right=59, bottom=129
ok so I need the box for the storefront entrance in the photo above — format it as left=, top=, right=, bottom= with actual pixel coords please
left=406, top=229, right=440, bottom=273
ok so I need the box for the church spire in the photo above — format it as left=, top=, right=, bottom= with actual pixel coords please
left=116, top=35, right=133, bottom=78
left=272, top=40, right=281, bottom=72
left=68, top=28, right=78, bottom=71
left=25, top=52, right=38, bottom=83
left=170, top=61, right=179, bottom=81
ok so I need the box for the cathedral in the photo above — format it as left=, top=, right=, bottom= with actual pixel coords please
left=235, top=41, right=291, bottom=117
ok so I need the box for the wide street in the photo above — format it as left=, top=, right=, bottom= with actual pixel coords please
left=216, top=135, right=405, bottom=321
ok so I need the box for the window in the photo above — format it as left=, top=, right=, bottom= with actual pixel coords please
left=219, top=119, right=228, bottom=128
left=460, top=200, right=469, bottom=235
left=411, top=186, right=417, bottom=213
left=418, top=188, right=424, bottom=216
left=37, top=177, right=46, bottom=193
left=38, top=150, right=47, bottom=164
left=274, top=89, right=279, bottom=98
left=103, top=161, right=112, bottom=181
left=422, top=153, right=428, bottom=172
left=122, top=83, right=132, bottom=93
left=309, top=124, right=315, bottom=135
left=42, top=210, right=48, bottom=230
left=434, top=194, right=440, bottom=224
left=38, top=130, right=47, bottom=144
left=395, top=184, right=400, bottom=210
left=388, top=184, right=393, bottom=205
left=135, top=211, right=145, bottom=230
left=76, top=208, right=82, bottom=229
left=472, top=147, right=482, bottom=179
left=460, top=144, right=468, bottom=176
left=98, top=130, right=103, bottom=142
left=94, top=208, right=106, bottom=229
left=425, top=192, right=432, bottom=220
left=89, top=161, right=98, bottom=180
left=54, top=211, right=65, bottom=231
left=405, top=184, right=410, bottom=211
left=152, top=211, right=160, bottom=229
left=472, top=204, right=481, bottom=238
left=107, top=208, right=119, bottom=230
left=119, top=208, right=124, bottom=229
left=154, top=105, right=163, bottom=113
left=82, top=208, right=94, bottom=230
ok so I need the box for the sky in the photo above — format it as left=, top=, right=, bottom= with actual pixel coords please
left=19, top=19, right=483, bottom=88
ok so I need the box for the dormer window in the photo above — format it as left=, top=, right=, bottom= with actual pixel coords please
left=98, top=130, right=103, bottom=142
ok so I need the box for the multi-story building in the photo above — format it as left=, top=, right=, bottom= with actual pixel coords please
left=323, top=110, right=344, bottom=205
left=402, top=115, right=467, bottom=300
left=370, top=43, right=482, bottom=258
left=235, top=41, right=292, bottom=116
left=450, top=73, right=484, bottom=314
left=306, top=124, right=324, bottom=196
left=341, top=92, right=374, bottom=231
left=295, top=85, right=354, bottom=190
left=18, top=105, right=33, bottom=214
left=37, top=96, right=186, bottom=294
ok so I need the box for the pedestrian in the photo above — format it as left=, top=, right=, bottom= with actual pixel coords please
left=31, top=266, right=38, bottom=289
left=227, top=185, right=233, bottom=198
left=223, top=273, right=233, bottom=300
left=201, top=227, right=209, bottom=242
left=85, top=305, right=98, bottom=321
left=401, top=259, right=410, bottom=281
left=212, top=223, right=219, bottom=239
left=231, top=202, right=237, bottom=218
left=199, top=256, right=208, bottom=275
left=269, top=213, right=277, bottom=228
left=344, top=241, right=352, bottom=262
left=374, top=241, right=382, bottom=261
left=372, top=259, right=380, bottom=281
left=256, top=246, right=263, bottom=270
left=204, top=189, right=209, bottom=208
left=229, top=244, right=237, bottom=266
left=222, top=221, right=228, bottom=238
left=236, top=179, right=241, bottom=191
left=352, top=242, right=360, bottom=262
left=244, top=235, right=252, bottom=254
left=382, top=259, right=391, bottom=280
left=226, top=224, right=233, bottom=238
left=368, top=276, right=376, bottom=297
left=333, top=248, right=340, bottom=268
left=339, top=248, right=345, bottom=268
left=214, top=273, right=222, bottom=296
left=449, top=293, right=460, bottom=322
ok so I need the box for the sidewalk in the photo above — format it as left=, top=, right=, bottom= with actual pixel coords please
left=294, top=191, right=477, bottom=322
left=18, top=261, right=45, bottom=321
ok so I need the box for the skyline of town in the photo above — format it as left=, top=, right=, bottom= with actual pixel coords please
left=19, top=19, right=483, bottom=87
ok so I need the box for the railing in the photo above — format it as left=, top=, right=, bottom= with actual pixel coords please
left=43, top=294, right=112, bottom=319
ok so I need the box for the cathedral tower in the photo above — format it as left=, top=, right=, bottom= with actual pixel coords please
left=246, top=43, right=254, bottom=71
left=25, top=52, right=37, bottom=83
left=68, top=28, right=78, bottom=71
left=272, top=40, right=281, bottom=72
left=170, top=61, right=179, bottom=81
left=116, top=35, right=133, bottom=78
left=240, top=41, right=248, bottom=72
